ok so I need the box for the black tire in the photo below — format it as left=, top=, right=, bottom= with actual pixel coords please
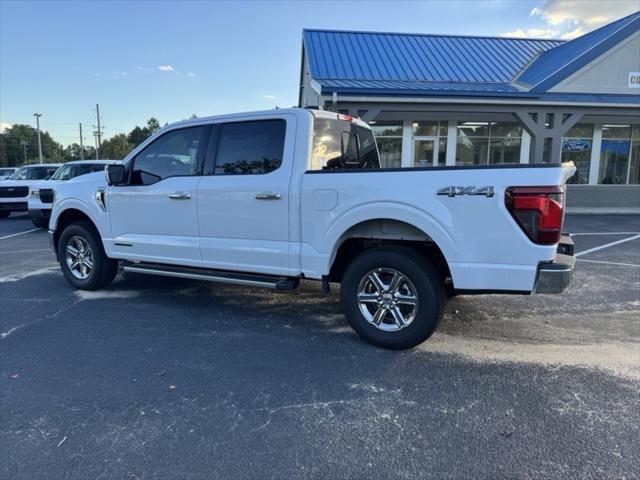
left=58, top=222, right=118, bottom=290
left=340, top=246, right=445, bottom=350
left=0, top=211, right=10, bottom=218
left=31, top=218, right=49, bottom=228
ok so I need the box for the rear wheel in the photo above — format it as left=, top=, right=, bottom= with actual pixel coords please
left=340, top=246, right=445, bottom=350
left=58, top=222, right=118, bottom=290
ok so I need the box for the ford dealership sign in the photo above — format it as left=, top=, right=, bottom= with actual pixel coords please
left=562, top=139, right=591, bottom=152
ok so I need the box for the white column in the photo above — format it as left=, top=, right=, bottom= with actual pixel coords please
left=445, top=120, right=457, bottom=166
left=588, top=124, right=602, bottom=185
left=401, top=120, right=413, bottom=168
left=520, top=131, right=531, bottom=164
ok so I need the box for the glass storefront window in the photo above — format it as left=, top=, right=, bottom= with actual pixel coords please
left=597, top=124, right=640, bottom=185
left=629, top=141, right=640, bottom=184
left=413, top=121, right=447, bottom=137
left=370, top=122, right=403, bottom=137
left=377, top=137, right=402, bottom=169
left=371, top=121, right=402, bottom=169
left=566, top=124, right=594, bottom=138
left=456, top=137, right=489, bottom=165
left=456, top=122, right=522, bottom=165
left=599, top=139, right=631, bottom=184
left=489, top=138, right=521, bottom=164
left=602, top=124, right=632, bottom=139
left=562, top=124, right=593, bottom=184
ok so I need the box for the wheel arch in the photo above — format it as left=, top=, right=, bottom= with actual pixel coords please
left=328, top=218, right=452, bottom=284
left=52, top=207, right=101, bottom=255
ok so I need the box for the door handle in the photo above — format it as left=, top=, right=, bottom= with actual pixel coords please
left=255, top=193, right=281, bottom=200
left=168, top=192, right=192, bottom=200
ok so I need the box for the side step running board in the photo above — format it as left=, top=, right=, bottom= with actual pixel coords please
left=121, top=262, right=299, bottom=291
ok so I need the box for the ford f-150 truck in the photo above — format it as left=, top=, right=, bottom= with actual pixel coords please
left=48, top=108, right=575, bottom=349
left=0, top=163, right=61, bottom=218
left=28, top=160, right=118, bottom=228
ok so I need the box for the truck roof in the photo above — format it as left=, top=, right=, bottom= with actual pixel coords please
left=161, top=107, right=370, bottom=132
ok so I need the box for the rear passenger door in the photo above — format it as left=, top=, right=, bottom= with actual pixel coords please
left=197, top=115, right=295, bottom=276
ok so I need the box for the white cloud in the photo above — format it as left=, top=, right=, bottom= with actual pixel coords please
left=0, top=122, right=12, bottom=133
left=158, top=65, right=175, bottom=72
left=186, top=72, right=197, bottom=77
left=263, top=95, right=277, bottom=100
left=502, top=28, right=558, bottom=39
left=113, top=70, right=128, bottom=79
left=503, top=0, right=638, bottom=40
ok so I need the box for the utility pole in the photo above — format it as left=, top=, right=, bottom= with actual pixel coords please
left=95, top=104, right=102, bottom=148
left=19, top=140, right=29, bottom=163
left=94, top=104, right=103, bottom=160
left=79, top=123, right=84, bottom=160
left=94, top=132, right=99, bottom=160
left=33, top=113, right=43, bottom=163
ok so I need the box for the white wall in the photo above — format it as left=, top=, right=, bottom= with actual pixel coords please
left=550, top=31, right=640, bottom=95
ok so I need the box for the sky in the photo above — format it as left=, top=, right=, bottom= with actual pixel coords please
left=1, top=0, right=638, bottom=147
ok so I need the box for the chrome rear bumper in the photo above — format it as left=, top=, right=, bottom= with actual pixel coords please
left=533, top=236, right=575, bottom=294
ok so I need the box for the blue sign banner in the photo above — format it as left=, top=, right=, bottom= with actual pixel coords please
left=562, top=139, right=591, bottom=152
left=601, top=140, right=631, bottom=155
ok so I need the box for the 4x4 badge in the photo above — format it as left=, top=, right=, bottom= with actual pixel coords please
left=437, top=186, right=494, bottom=198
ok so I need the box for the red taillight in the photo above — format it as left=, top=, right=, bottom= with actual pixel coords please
left=505, top=186, right=565, bottom=245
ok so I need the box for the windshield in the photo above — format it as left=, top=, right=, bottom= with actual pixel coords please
left=9, top=166, right=55, bottom=180
left=0, top=168, right=15, bottom=176
left=51, top=163, right=107, bottom=181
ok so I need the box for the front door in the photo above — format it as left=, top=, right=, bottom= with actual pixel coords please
left=197, top=116, right=294, bottom=276
left=413, top=138, right=437, bottom=167
left=108, top=125, right=209, bottom=266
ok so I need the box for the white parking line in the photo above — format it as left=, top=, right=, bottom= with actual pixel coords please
left=570, top=232, right=640, bottom=236
left=0, top=248, right=50, bottom=254
left=577, top=258, right=640, bottom=268
left=0, top=228, right=42, bottom=240
left=575, top=234, right=640, bottom=258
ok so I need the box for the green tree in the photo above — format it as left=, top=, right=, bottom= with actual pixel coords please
left=126, top=117, right=162, bottom=148
left=0, top=124, right=64, bottom=167
left=100, top=134, right=133, bottom=160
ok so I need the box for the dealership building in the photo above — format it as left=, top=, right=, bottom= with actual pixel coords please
left=298, top=11, right=640, bottom=210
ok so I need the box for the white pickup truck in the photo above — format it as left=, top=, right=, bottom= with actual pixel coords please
left=0, top=163, right=61, bottom=218
left=49, top=108, right=575, bottom=349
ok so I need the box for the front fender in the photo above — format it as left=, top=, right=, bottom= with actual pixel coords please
left=50, top=196, right=110, bottom=239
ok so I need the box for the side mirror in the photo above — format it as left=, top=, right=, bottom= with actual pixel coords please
left=106, top=164, right=126, bottom=185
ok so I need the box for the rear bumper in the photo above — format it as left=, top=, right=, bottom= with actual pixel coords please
left=533, top=236, right=575, bottom=294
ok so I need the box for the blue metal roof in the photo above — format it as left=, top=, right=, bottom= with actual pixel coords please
left=303, top=13, right=640, bottom=102
left=517, top=11, right=640, bottom=91
left=303, top=29, right=563, bottom=85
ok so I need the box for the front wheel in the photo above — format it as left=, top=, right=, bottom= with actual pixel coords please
left=58, top=222, right=118, bottom=290
left=340, top=246, right=445, bottom=350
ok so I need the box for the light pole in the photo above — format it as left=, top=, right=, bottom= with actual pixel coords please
left=33, top=113, right=43, bottom=163
left=19, top=140, right=29, bottom=163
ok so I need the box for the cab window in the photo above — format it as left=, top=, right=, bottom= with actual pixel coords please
left=213, top=120, right=285, bottom=175
left=310, top=119, right=380, bottom=170
left=131, top=126, right=206, bottom=185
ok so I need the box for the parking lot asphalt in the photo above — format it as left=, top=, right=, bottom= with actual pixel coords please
left=1, top=213, right=639, bottom=479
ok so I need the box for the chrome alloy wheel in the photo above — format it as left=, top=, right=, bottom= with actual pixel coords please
left=356, top=268, right=419, bottom=332
left=65, top=235, right=94, bottom=280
